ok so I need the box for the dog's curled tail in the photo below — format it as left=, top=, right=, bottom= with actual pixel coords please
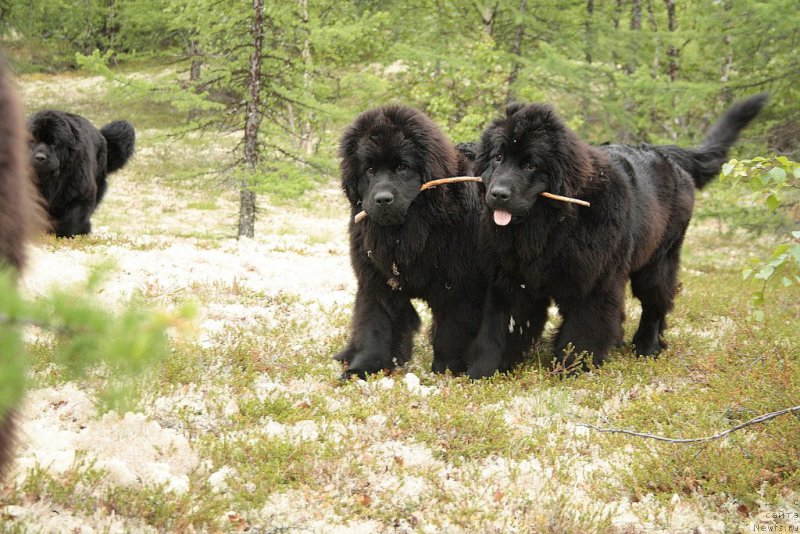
left=669, top=93, right=768, bottom=189
left=101, top=120, right=136, bottom=174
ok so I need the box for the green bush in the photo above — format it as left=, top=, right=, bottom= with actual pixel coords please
left=720, top=156, right=800, bottom=318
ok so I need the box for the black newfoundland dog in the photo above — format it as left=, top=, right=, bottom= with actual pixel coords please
left=466, top=94, right=768, bottom=379
left=28, top=110, right=135, bottom=237
left=0, top=60, right=45, bottom=480
left=335, top=105, right=485, bottom=378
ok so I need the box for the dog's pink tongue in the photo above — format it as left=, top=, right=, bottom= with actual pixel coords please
left=493, top=210, right=512, bottom=226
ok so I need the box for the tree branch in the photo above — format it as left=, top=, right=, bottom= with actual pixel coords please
left=0, top=312, right=85, bottom=337
left=577, top=405, right=800, bottom=444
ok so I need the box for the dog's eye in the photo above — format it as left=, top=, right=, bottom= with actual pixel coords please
left=522, top=163, right=536, bottom=172
left=366, top=167, right=375, bottom=175
left=396, top=164, right=407, bottom=173
left=493, top=154, right=503, bottom=163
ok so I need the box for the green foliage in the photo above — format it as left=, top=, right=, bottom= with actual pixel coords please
left=0, top=270, right=27, bottom=418
left=5, top=67, right=800, bottom=529
left=720, top=157, right=800, bottom=316
left=0, top=266, right=195, bottom=417
left=8, top=0, right=794, bottom=235
left=75, top=49, right=225, bottom=120
left=403, top=34, right=511, bottom=141
left=19, top=453, right=106, bottom=515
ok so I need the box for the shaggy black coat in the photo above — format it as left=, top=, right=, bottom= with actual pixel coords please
left=0, top=59, right=45, bottom=480
left=466, top=94, right=768, bottom=379
left=28, top=110, right=135, bottom=237
left=335, top=105, right=484, bottom=378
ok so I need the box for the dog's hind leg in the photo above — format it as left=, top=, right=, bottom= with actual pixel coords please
left=555, top=277, right=626, bottom=369
left=430, top=302, right=476, bottom=375
left=428, top=291, right=483, bottom=374
left=630, top=234, right=686, bottom=356
left=465, top=287, right=515, bottom=379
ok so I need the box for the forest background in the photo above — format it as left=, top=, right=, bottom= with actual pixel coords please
left=0, top=1, right=798, bottom=531
left=3, top=0, right=798, bottom=205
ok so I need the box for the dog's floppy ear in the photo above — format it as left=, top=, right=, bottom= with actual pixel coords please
left=338, top=128, right=362, bottom=206
left=339, top=156, right=361, bottom=206
left=548, top=127, right=592, bottom=199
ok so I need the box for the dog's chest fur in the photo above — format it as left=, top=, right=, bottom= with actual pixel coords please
left=355, top=220, right=461, bottom=296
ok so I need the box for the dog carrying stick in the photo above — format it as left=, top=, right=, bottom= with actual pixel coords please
left=354, top=176, right=590, bottom=223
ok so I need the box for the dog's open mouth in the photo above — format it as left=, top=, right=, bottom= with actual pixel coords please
left=493, top=210, right=513, bottom=226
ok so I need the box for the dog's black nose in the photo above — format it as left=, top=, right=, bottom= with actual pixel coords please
left=374, top=191, right=394, bottom=205
left=489, top=186, right=511, bottom=202
left=34, top=152, right=47, bottom=162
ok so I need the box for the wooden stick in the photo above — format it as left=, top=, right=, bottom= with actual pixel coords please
left=352, top=176, right=590, bottom=223
left=540, top=191, right=591, bottom=207
left=418, top=176, right=482, bottom=191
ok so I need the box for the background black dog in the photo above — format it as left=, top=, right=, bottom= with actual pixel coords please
left=336, top=105, right=483, bottom=378
left=28, top=110, right=135, bottom=237
left=466, top=94, right=768, bottom=379
left=0, top=60, right=45, bottom=480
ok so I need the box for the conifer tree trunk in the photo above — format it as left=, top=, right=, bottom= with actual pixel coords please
left=481, top=4, right=497, bottom=35
left=239, top=0, right=264, bottom=238
left=505, top=0, right=527, bottom=105
left=580, top=0, right=595, bottom=136
left=664, top=0, right=678, bottom=81
left=298, top=0, right=313, bottom=156
left=624, top=0, right=642, bottom=74
left=189, top=41, right=202, bottom=83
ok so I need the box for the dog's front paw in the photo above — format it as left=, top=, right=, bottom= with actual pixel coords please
left=632, top=329, right=663, bottom=358
left=339, top=351, right=393, bottom=380
left=464, top=342, right=504, bottom=380
left=333, top=345, right=356, bottom=363
left=431, top=356, right=467, bottom=375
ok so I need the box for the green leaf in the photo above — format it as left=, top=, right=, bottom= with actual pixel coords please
left=790, top=244, right=800, bottom=263
left=768, top=167, right=787, bottom=182
left=755, top=265, right=775, bottom=280
left=753, top=310, right=765, bottom=322
left=766, top=193, right=780, bottom=211
left=721, top=162, right=735, bottom=176
left=771, top=244, right=790, bottom=257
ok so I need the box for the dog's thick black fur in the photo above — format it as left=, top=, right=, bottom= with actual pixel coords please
left=0, top=59, right=45, bottom=480
left=336, top=105, right=484, bottom=378
left=466, top=94, right=768, bottom=379
left=28, top=110, right=135, bottom=237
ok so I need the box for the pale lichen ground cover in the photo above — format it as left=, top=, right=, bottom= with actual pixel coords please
left=2, top=73, right=798, bottom=533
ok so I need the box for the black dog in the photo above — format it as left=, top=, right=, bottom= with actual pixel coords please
left=0, top=60, right=45, bottom=480
left=28, top=110, right=135, bottom=237
left=466, top=95, right=768, bottom=379
left=335, top=105, right=484, bottom=378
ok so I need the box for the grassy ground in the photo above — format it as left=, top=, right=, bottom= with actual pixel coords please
left=1, top=71, right=798, bottom=533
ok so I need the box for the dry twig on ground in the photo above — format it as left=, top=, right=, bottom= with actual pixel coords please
left=577, top=405, right=800, bottom=444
